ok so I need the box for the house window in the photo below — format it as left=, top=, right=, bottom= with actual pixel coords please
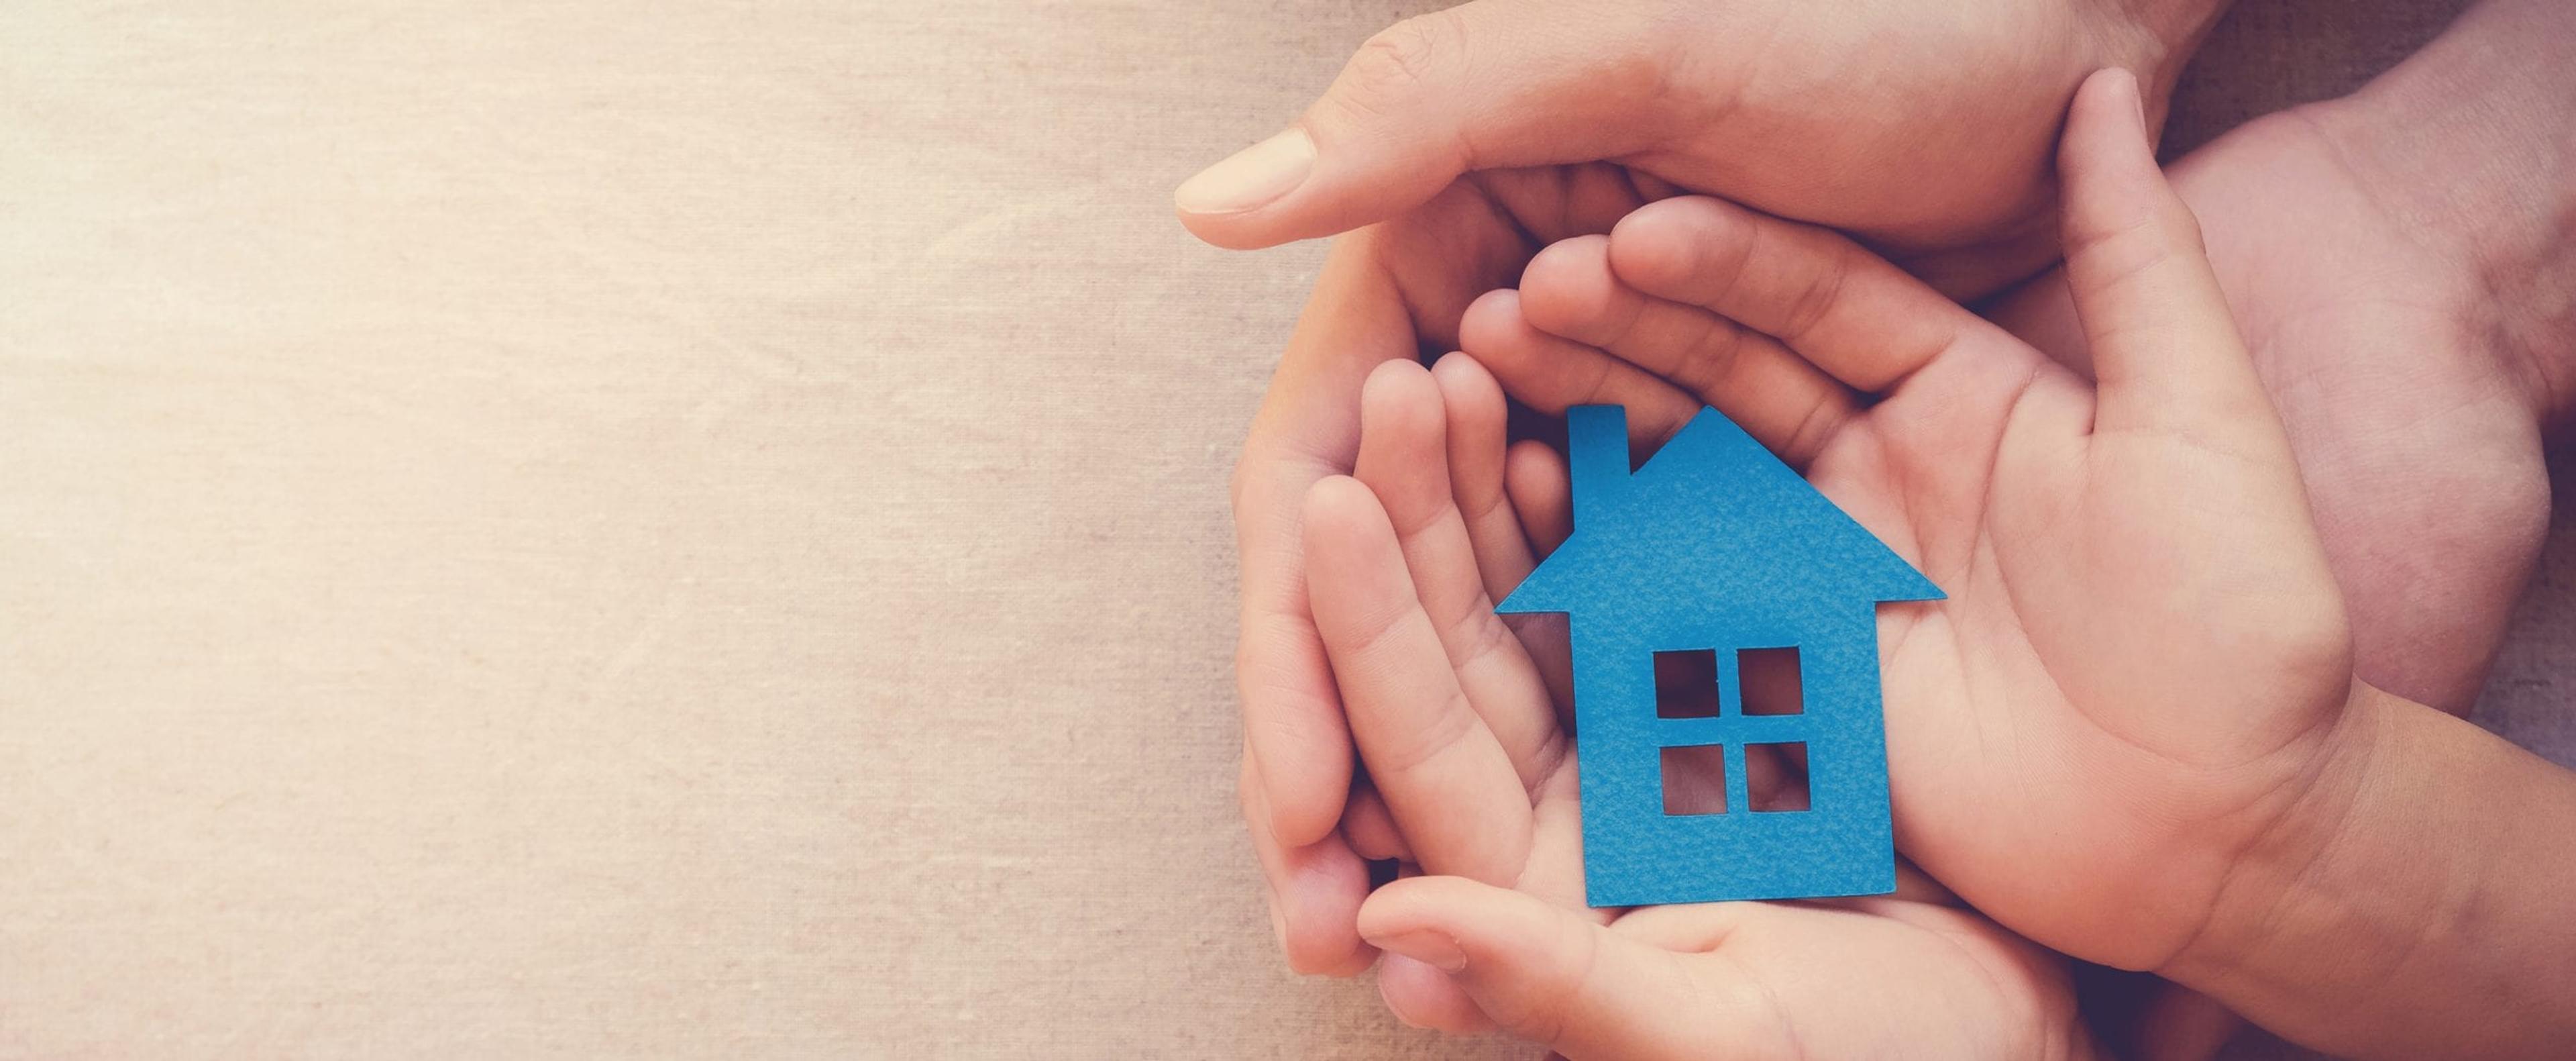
left=1652, top=648, right=1722, bottom=719
left=1658, top=646, right=1811, bottom=815
left=1659, top=744, right=1728, bottom=815
left=1737, top=647, right=1803, bottom=715
left=1748, top=742, right=1811, bottom=812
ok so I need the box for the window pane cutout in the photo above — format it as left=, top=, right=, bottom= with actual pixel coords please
left=1748, top=742, right=1811, bottom=811
left=1652, top=648, right=1723, bottom=719
left=1660, top=744, right=1729, bottom=815
left=1656, top=646, right=1809, bottom=815
left=1737, top=646, right=1803, bottom=715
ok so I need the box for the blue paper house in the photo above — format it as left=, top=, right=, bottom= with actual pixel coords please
left=1497, top=405, right=1942, bottom=907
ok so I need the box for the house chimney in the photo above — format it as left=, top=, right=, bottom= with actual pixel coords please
left=1566, top=405, right=1630, bottom=529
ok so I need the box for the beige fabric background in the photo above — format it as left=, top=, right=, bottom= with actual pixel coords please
left=2, top=1, right=2565, bottom=1058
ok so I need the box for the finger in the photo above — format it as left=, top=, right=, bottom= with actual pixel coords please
left=1518, top=766, right=1591, bottom=910
left=2056, top=68, right=2279, bottom=448
left=1304, top=476, right=1534, bottom=885
left=1517, top=236, right=1860, bottom=469
left=1432, top=352, right=1579, bottom=715
left=1471, top=162, right=1686, bottom=247
left=1428, top=352, right=1540, bottom=603
left=1891, top=859, right=1961, bottom=907
left=1175, top=0, right=1675, bottom=249
left=1354, top=362, right=1565, bottom=790
left=1505, top=440, right=1572, bottom=554
left=1360, top=876, right=1776, bottom=1060
left=1605, top=196, right=1990, bottom=394
left=1242, top=748, right=1378, bottom=976
left=1458, top=288, right=1702, bottom=452
left=1499, top=440, right=1575, bottom=711
left=1378, top=954, right=1498, bottom=1034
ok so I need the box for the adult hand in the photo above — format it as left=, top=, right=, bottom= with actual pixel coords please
left=1181, top=0, right=2225, bottom=292
left=1199, top=0, right=2229, bottom=974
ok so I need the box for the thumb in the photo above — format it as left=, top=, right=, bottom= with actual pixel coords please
left=1176, top=0, right=1672, bottom=250
left=1358, top=878, right=1772, bottom=1060
left=2057, top=68, right=2278, bottom=447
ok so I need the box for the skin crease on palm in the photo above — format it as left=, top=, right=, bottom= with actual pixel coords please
left=1198, top=0, right=2235, bottom=980
left=1305, top=70, right=2341, bottom=1060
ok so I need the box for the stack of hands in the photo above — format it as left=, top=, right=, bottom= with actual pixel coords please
left=1181, top=1, right=2576, bottom=1058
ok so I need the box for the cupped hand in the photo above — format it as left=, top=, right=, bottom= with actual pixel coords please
left=1463, top=70, right=2355, bottom=974
left=1181, top=0, right=2218, bottom=293
left=1987, top=74, right=2557, bottom=718
left=1207, top=0, right=2227, bottom=974
left=1232, top=166, right=1677, bottom=974
left=1301, top=353, right=2094, bottom=1060
left=1979, top=83, right=2562, bottom=1057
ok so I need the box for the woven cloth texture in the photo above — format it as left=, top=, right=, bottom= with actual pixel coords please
left=1, top=1, right=2561, bottom=1057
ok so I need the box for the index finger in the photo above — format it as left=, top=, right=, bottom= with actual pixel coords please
left=1305, top=476, right=1535, bottom=886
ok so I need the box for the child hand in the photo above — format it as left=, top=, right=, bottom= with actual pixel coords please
left=1300, top=356, right=2098, bottom=1059
left=1459, top=68, right=2354, bottom=976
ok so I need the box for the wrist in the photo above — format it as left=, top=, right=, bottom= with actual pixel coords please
left=2159, top=680, right=2395, bottom=995
left=2305, top=0, right=2576, bottom=434
left=2164, top=682, right=2576, bottom=1058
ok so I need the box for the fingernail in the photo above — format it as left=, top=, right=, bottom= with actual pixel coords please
left=2123, top=70, right=2148, bottom=132
left=1373, top=929, right=1466, bottom=973
left=1177, top=129, right=1316, bottom=215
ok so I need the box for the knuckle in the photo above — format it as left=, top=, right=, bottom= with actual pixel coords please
left=1780, top=248, right=1852, bottom=343
left=1371, top=689, right=1481, bottom=776
left=1674, top=319, right=1748, bottom=396
left=1780, top=397, right=1845, bottom=470
left=2067, top=212, right=2180, bottom=296
left=1666, top=204, right=1756, bottom=309
left=1338, top=11, right=1466, bottom=116
left=2072, top=188, right=2205, bottom=265
left=1452, top=609, right=1521, bottom=674
left=2063, top=177, right=2159, bottom=246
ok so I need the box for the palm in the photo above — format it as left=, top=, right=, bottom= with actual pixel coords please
left=1442, top=736, right=2084, bottom=1061
left=1302, top=356, right=2087, bottom=1059
left=1806, top=324, right=2351, bottom=969
left=1989, top=103, right=2555, bottom=715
